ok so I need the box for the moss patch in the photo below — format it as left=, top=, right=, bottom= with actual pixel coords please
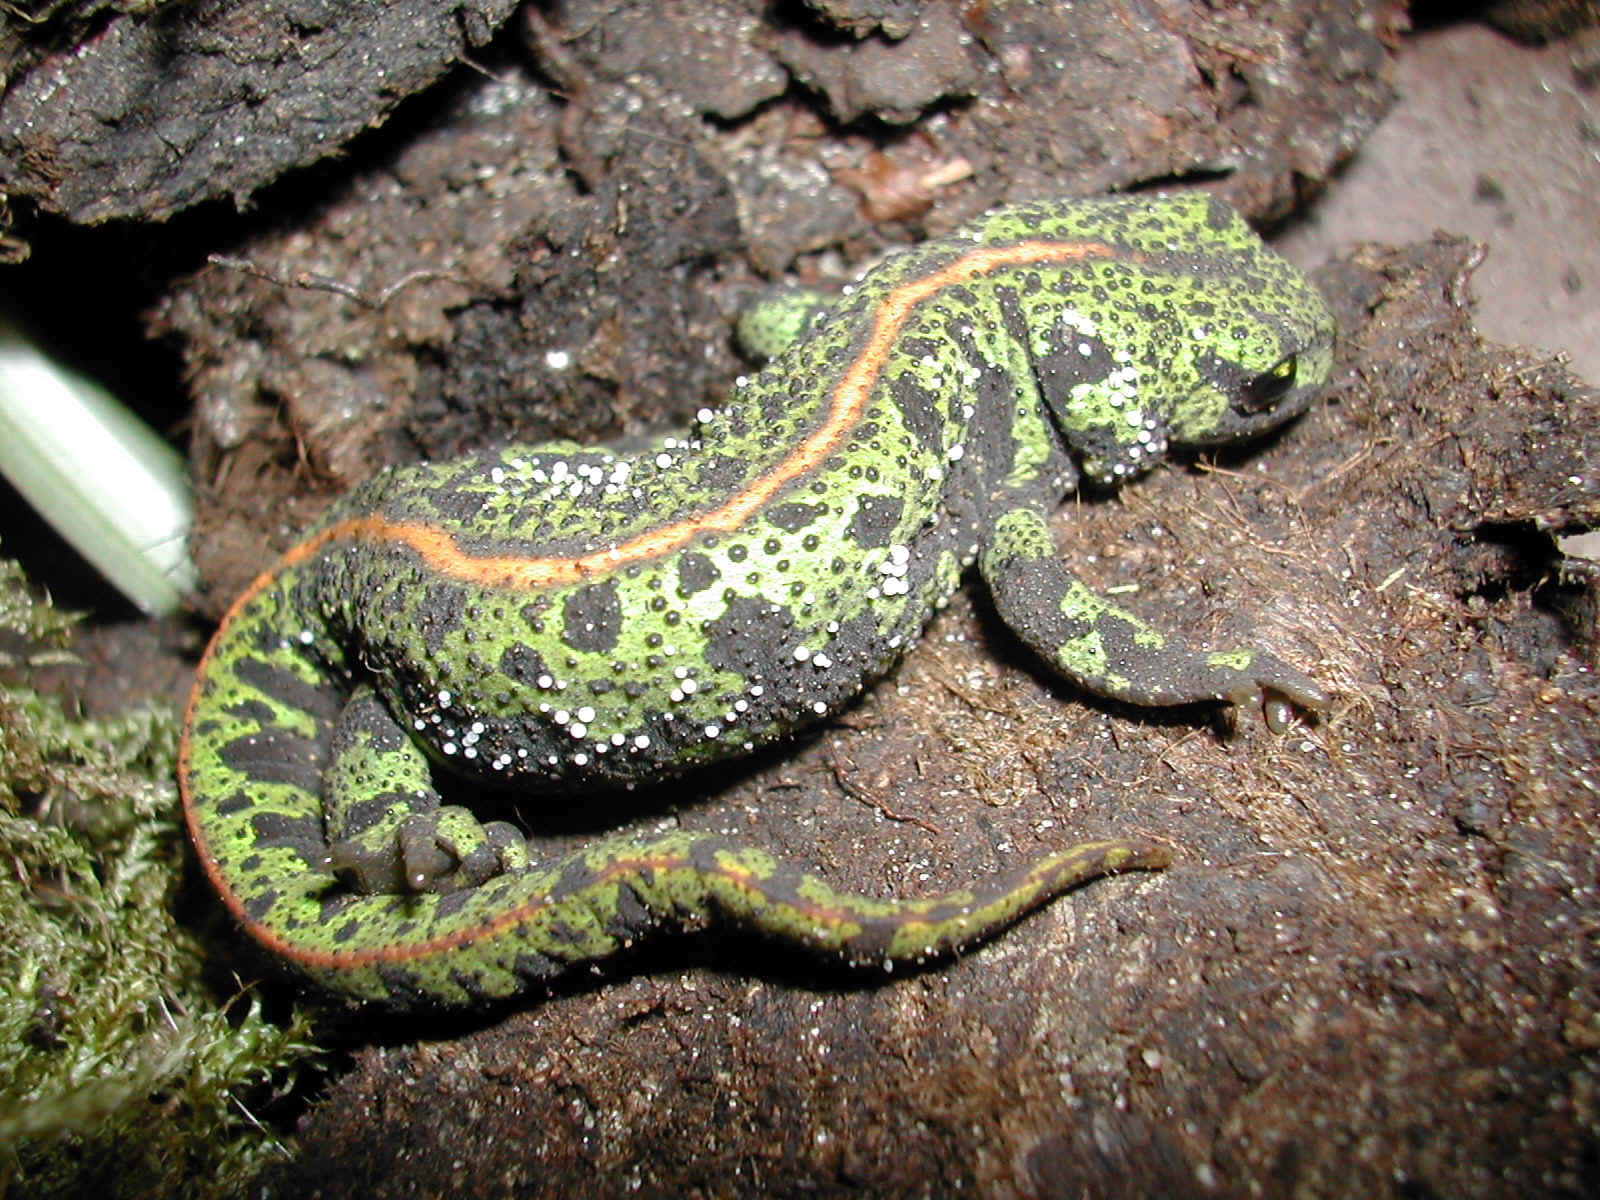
left=0, top=552, right=321, bottom=1198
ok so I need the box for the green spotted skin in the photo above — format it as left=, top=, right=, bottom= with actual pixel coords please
left=180, top=193, right=1335, bottom=1009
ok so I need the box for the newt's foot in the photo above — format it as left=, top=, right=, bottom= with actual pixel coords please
left=325, top=806, right=529, bottom=895
left=1212, top=651, right=1329, bottom=732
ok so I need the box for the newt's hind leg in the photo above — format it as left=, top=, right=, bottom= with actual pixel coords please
left=979, top=504, right=1327, bottom=729
left=321, top=687, right=527, bottom=894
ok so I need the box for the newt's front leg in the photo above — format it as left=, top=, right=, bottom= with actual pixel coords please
left=979, top=504, right=1327, bottom=730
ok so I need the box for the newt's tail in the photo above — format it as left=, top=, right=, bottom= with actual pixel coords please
left=303, top=831, right=1171, bottom=1007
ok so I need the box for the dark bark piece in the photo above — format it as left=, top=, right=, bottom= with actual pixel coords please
left=1482, top=0, right=1600, bottom=43
left=770, top=1, right=982, bottom=125
left=801, top=0, right=926, bottom=40
left=539, top=0, right=789, bottom=121
left=0, top=0, right=521, bottom=223
left=0, top=0, right=1392, bottom=236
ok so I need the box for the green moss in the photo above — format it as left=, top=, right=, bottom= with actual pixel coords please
left=0, top=551, right=322, bottom=1198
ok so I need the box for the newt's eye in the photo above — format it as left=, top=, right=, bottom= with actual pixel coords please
left=1235, top=355, right=1297, bottom=415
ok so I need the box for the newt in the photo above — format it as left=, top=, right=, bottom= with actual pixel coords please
left=180, top=193, right=1335, bottom=1008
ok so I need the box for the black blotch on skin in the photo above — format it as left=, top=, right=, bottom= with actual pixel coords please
left=678, top=552, right=719, bottom=596
left=888, top=374, right=943, bottom=453
left=252, top=811, right=327, bottom=865
left=222, top=697, right=277, bottom=730
left=760, top=381, right=798, bottom=424
left=377, top=964, right=430, bottom=1004
left=331, top=690, right=411, bottom=755
left=562, top=581, right=623, bottom=654
left=419, top=483, right=490, bottom=524
left=898, top=333, right=942, bottom=362
left=949, top=294, right=1029, bottom=487
left=698, top=454, right=747, bottom=494
left=689, top=836, right=735, bottom=879
left=248, top=621, right=290, bottom=661
left=1194, top=349, right=1255, bottom=407
left=233, top=658, right=344, bottom=726
left=218, top=728, right=326, bottom=792
left=499, top=643, right=552, bottom=687
left=750, top=858, right=809, bottom=912
left=216, top=790, right=253, bottom=817
left=605, top=880, right=656, bottom=939
left=767, top=502, right=826, bottom=532
left=1205, top=193, right=1233, bottom=232
left=243, top=888, right=281, bottom=923
left=513, top=951, right=563, bottom=983
left=449, top=966, right=490, bottom=998
left=314, top=893, right=360, bottom=924
left=342, top=789, right=438, bottom=837
left=417, top=582, right=469, bottom=656
left=552, top=853, right=600, bottom=898
left=545, top=920, right=595, bottom=949
left=704, top=595, right=797, bottom=680
left=1034, top=327, right=1114, bottom=411
left=851, top=495, right=904, bottom=549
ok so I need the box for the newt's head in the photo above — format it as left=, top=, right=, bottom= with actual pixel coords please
left=1020, top=191, right=1336, bottom=485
